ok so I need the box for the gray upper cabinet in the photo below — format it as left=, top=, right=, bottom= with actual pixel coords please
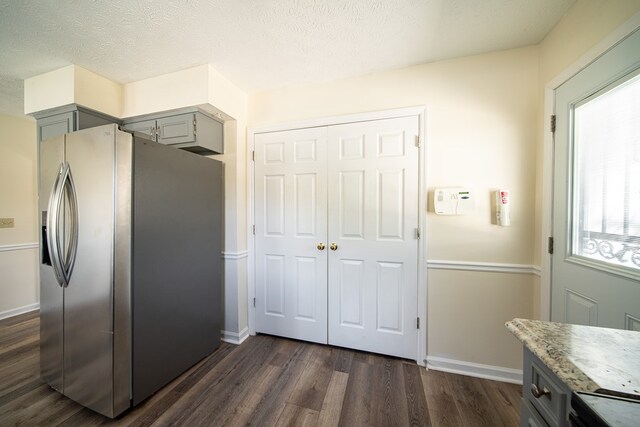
left=122, top=119, right=156, bottom=139
left=122, top=109, right=223, bottom=155
left=35, top=105, right=120, bottom=143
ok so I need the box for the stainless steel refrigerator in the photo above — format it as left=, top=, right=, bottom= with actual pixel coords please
left=39, top=124, right=223, bottom=418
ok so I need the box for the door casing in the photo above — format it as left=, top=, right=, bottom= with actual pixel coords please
left=247, top=106, right=428, bottom=365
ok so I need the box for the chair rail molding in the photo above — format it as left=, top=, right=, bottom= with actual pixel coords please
left=222, top=250, right=249, bottom=260
left=427, top=259, right=541, bottom=276
left=0, top=242, right=39, bottom=252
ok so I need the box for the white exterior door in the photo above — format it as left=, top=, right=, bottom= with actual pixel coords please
left=327, top=117, right=420, bottom=359
left=254, top=115, right=420, bottom=359
left=254, top=127, right=328, bottom=343
left=552, top=28, right=640, bottom=329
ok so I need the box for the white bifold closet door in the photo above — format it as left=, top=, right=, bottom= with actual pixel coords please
left=255, top=116, right=420, bottom=360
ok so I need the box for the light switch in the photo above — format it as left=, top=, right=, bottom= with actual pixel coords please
left=0, top=218, right=15, bottom=228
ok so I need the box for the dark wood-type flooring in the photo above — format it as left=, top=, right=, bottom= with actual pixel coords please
left=0, top=311, right=521, bottom=426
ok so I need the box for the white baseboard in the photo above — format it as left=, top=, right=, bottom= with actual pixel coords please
left=0, top=303, right=40, bottom=321
left=221, top=326, right=250, bottom=345
left=426, top=355, right=522, bottom=385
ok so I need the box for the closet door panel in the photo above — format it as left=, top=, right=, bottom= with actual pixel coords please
left=327, top=116, right=420, bottom=360
left=254, top=128, right=328, bottom=343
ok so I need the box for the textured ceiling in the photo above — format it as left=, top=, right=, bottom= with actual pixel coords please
left=0, top=0, right=575, bottom=117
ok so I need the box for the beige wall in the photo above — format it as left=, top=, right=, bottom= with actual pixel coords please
left=539, top=0, right=640, bottom=86
left=250, top=47, right=539, bottom=265
left=0, top=114, right=39, bottom=316
left=250, top=47, right=539, bottom=370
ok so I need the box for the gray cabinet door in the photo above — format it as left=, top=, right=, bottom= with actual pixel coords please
left=39, top=112, right=75, bottom=143
left=122, top=109, right=224, bottom=154
left=157, top=113, right=195, bottom=145
left=121, top=119, right=157, bottom=141
left=36, top=106, right=119, bottom=143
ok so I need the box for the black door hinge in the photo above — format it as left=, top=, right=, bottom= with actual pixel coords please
left=550, top=115, right=556, bottom=133
left=417, top=317, right=420, bottom=329
left=548, top=237, right=554, bottom=254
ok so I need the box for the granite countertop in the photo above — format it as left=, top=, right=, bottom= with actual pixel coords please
left=506, top=318, right=640, bottom=398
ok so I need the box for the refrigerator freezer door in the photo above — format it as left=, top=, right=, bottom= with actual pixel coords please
left=39, top=135, right=65, bottom=392
left=62, top=125, right=119, bottom=417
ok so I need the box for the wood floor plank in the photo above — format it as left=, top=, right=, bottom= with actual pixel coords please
left=0, top=339, right=38, bottom=365
left=241, top=339, right=316, bottom=426
left=332, top=348, right=354, bottom=373
left=0, top=376, right=43, bottom=408
left=420, top=369, right=464, bottom=427
left=0, top=314, right=523, bottom=427
left=478, top=378, right=522, bottom=427
left=0, top=319, right=40, bottom=349
left=287, top=344, right=335, bottom=411
left=275, top=403, right=319, bottom=427
left=0, top=310, right=39, bottom=328
left=182, top=357, right=281, bottom=425
left=317, top=371, right=348, bottom=427
left=0, top=352, right=40, bottom=399
left=122, top=342, right=236, bottom=427
left=448, top=372, right=506, bottom=427
left=353, top=350, right=374, bottom=365
left=0, top=382, right=82, bottom=426
left=403, top=363, right=431, bottom=426
left=337, top=360, right=373, bottom=426
left=218, top=363, right=283, bottom=426
left=0, top=333, right=39, bottom=360
left=152, top=335, right=281, bottom=425
left=369, top=357, right=410, bottom=426
left=268, top=338, right=303, bottom=368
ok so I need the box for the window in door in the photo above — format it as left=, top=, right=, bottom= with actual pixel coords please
left=571, top=71, right=640, bottom=276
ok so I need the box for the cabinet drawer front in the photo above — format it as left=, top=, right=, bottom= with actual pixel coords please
left=528, top=359, right=568, bottom=426
left=157, top=114, right=195, bottom=145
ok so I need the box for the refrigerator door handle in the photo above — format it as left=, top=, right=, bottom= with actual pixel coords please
left=46, top=162, right=78, bottom=287
left=47, top=163, right=67, bottom=287
left=61, top=164, right=78, bottom=287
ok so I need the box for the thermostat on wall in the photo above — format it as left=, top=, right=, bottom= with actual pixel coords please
left=434, top=188, right=474, bottom=215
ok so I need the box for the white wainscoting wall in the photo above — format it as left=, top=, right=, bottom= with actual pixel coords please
left=426, top=259, right=539, bottom=384
left=0, top=243, right=40, bottom=320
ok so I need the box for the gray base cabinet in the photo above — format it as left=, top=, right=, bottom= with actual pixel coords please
left=522, top=348, right=571, bottom=427
left=521, top=398, right=550, bottom=427
left=122, top=109, right=223, bottom=155
left=34, top=104, right=120, bottom=143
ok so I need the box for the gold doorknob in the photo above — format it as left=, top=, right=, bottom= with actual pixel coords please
left=317, top=243, right=325, bottom=250
left=330, top=243, right=338, bottom=251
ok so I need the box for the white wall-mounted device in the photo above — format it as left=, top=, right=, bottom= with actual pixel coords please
left=495, top=189, right=511, bottom=226
left=434, top=188, right=474, bottom=215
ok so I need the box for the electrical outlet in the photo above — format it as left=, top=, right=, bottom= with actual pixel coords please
left=0, top=218, right=15, bottom=228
